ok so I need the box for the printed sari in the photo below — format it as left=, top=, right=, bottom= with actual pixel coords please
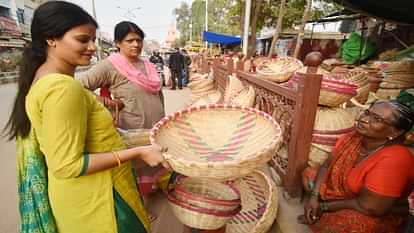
left=304, top=132, right=406, bottom=233
left=17, top=130, right=149, bottom=233
left=17, top=131, right=58, bottom=233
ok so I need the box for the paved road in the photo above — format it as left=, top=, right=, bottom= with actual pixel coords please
left=0, top=83, right=18, bottom=233
left=0, top=83, right=190, bottom=233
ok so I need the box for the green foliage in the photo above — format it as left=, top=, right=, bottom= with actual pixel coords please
left=173, top=0, right=343, bottom=44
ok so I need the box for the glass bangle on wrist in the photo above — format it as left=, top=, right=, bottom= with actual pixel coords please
left=113, top=151, right=122, bottom=167
left=310, top=189, right=320, bottom=199
left=320, top=201, right=329, bottom=212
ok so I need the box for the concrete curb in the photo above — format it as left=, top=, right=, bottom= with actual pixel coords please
left=0, top=75, right=17, bottom=85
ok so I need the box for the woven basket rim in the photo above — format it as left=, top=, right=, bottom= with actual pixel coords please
left=313, top=127, right=354, bottom=135
left=256, top=57, right=303, bottom=74
left=167, top=192, right=242, bottom=217
left=150, top=104, right=282, bottom=168
left=226, top=170, right=278, bottom=233
left=175, top=178, right=241, bottom=206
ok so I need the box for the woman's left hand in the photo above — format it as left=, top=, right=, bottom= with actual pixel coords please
left=304, top=197, right=322, bottom=224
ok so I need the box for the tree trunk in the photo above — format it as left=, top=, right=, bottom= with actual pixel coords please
left=268, top=0, right=287, bottom=58
left=247, top=0, right=263, bottom=58
left=293, top=0, right=312, bottom=58
left=239, top=0, right=245, bottom=39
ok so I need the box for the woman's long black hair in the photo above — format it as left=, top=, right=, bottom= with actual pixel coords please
left=3, top=1, right=97, bottom=140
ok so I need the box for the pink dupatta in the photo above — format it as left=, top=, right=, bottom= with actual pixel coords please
left=108, top=53, right=161, bottom=94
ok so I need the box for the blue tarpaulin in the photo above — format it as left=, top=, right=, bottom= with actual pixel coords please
left=202, top=31, right=242, bottom=46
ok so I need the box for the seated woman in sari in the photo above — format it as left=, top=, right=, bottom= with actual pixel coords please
left=300, top=100, right=414, bottom=233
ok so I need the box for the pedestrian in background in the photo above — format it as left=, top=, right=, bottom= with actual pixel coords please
left=4, top=2, right=169, bottom=233
left=168, top=47, right=184, bottom=90
left=79, top=21, right=165, bottom=130
left=181, top=49, right=191, bottom=87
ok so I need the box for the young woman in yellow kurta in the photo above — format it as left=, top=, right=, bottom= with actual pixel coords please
left=4, top=2, right=170, bottom=233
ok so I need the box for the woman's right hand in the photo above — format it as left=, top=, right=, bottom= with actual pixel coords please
left=138, top=144, right=171, bottom=170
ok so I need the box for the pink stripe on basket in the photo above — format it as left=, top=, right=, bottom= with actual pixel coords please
left=312, top=135, right=338, bottom=146
left=174, top=185, right=241, bottom=206
left=323, top=77, right=357, bottom=87
left=167, top=193, right=241, bottom=217
left=238, top=211, right=252, bottom=223
left=242, top=211, right=257, bottom=222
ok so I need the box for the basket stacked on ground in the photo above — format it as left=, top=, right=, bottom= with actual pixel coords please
left=150, top=104, right=283, bottom=181
left=224, top=75, right=256, bottom=108
left=256, top=57, right=303, bottom=83
left=226, top=170, right=278, bottom=233
left=376, top=60, right=414, bottom=100
left=190, top=91, right=223, bottom=107
left=188, top=75, right=218, bottom=103
left=168, top=177, right=241, bottom=229
left=309, top=107, right=355, bottom=167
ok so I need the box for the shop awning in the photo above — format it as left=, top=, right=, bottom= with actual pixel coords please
left=332, top=0, right=414, bottom=24
left=202, top=31, right=242, bottom=46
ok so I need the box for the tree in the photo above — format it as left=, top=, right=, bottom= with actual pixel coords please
left=173, top=0, right=342, bottom=49
left=173, top=2, right=191, bottom=47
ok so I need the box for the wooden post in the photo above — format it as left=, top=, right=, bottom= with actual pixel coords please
left=227, top=58, right=234, bottom=75
left=236, top=60, right=244, bottom=71
left=284, top=52, right=322, bottom=197
left=212, top=58, right=221, bottom=88
left=267, top=0, right=286, bottom=58
left=293, top=0, right=312, bottom=58
left=201, top=57, right=210, bottom=74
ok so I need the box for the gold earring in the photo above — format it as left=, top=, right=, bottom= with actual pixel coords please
left=46, top=40, right=55, bottom=47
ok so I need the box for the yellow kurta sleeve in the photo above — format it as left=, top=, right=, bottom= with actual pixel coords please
left=39, top=78, right=88, bottom=179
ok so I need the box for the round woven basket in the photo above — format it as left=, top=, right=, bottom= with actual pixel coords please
left=190, top=89, right=219, bottom=103
left=190, top=91, right=223, bottom=107
left=308, top=144, right=330, bottom=167
left=228, top=86, right=256, bottom=108
left=319, top=77, right=357, bottom=107
left=290, top=74, right=358, bottom=107
left=191, top=84, right=216, bottom=95
left=168, top=191, right=241, bottom=230
left=224, top=75, right=245, bottom=103
left=189, top=78, right=215, bottom=91
left=150, top=104, right=283, bottom=180
left=354, top=84, right=370, bottom=104
left=226, top=171, right=278, bottom=233
left=256, top=57, right=303, bottom=83
left=173, top=177, right=241, bottom=211
left=190, top=73, right=209, bottom=82
left=312, top=107, right=355, bottom=152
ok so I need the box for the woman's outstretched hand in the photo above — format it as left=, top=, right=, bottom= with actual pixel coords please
left=139, top=144, right=171, bottom=171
